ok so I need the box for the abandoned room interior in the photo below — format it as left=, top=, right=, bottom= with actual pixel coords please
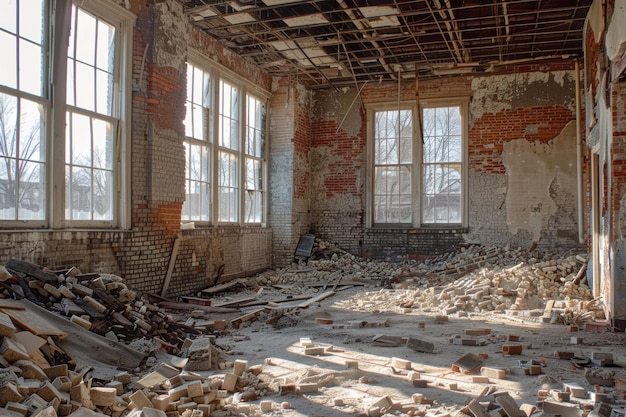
left=1, top=0, right=626, bottom=416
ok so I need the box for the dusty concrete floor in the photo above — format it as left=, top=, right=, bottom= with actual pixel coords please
left=199, top=281, right=626, bottom=417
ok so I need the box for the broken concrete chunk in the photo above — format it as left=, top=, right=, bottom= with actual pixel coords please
left=184, top=337, right=213, bottom=372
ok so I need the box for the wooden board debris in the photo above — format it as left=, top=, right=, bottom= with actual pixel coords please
left=0, top=298, right=67, bottom=337
left=201, top=278, right=247, bottom=295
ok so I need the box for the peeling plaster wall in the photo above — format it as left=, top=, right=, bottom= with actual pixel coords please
left=309, top=63, right=582, bottom=259
left=471, top=71, right=577, bottom=123
left=502, top=121, right=578, bottom=243
left=583, top=0, right=626, bottom=324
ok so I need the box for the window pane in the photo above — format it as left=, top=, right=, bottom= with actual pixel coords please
left=19, top=39, right=44, bottom=96
left=0, top=0, right=16, bottom=33
left=20, top=0, right=44, bottom=44
left=96, top=69, right=113, bottom=115
left=0, top=31, right=17, bottom=89
left=75, top=61, right=95, bottom=111
left=421, top=105, right=463, bottom=224
left=218, top=151, right=238, bottom=222
left=19, top=98, right=44, bottom=161
left=373, top=109, right=412, bottom=224
left=65, top=111, right=114, bottom=221
left=75, top=8, right=96, bottom=65
left=0, top=94, right=45, bottom=221
left=96, top=19, right=115, bottom=72
left=0, top=157, right=17, bottom=219
left=17, top=161, right=44, bottom=219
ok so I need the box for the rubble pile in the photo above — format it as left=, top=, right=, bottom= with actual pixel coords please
left=0, top=260, right=194, bottom=347
left=252, top=240, right=598, bottom=323
left=0, top=260, right=281, bottom=417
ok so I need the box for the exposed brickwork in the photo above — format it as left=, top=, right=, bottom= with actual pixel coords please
left=470, top=106, right=575, bottom=173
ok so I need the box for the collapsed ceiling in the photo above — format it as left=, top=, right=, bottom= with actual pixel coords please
left=180, top=0, right=592, bottom=88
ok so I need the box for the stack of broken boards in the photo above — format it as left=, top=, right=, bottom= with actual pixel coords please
left=0, top=259, right=260, bottom=417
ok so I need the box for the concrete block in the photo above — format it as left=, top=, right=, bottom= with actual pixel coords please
left=371, top=395, right=393, bottom=410
left=406, top=337, right=435, bottom=353
left=43, top=365, right=68, bottom=380
left=176, top=402, right=197, bottom=413
left=412, top=380, right=428, bottom=388
left=570, top=336, right=583, bottom=345
left=52, top=376, right=72, bottom=393
left=130, top=390, right=153, bottom=410
left=186, top=381, right=203, bottom=398
left=151, top=394, right=170, bottom=411
left=563, top=382, right=587, bottom=398
left=553, top=351, right=575, bottom=360
left=222, top=373, right=238, bottom=392
left=345, top=360, right=359, bottom=369
left=6, top=401, right=29, bottom=416
left=233, top=359, right=248, bottom=376
left=0, top=312, right=16, bottom=337
left=197, top=404, right=215, bottom=416
left=90, top=386, right=117, bottom=407
left=298, top=383, right=318, bottom=393
left=304, top=346, right=325, bottom=355
left=30, top=406, right=57, bottom=417
left=70, top=381, right=92, bottom=408
left=14, top=360, right=47, bottom=381
left=260, top=401, right=272, bottom=412
left=114, top=371, right=132, bottom=385
left=184, top=337, right=212, bottom=372
left=0, top=382, right=23, bottom=407
left=1, top=338, right=30, bottom=363
left=141, top=408, right=167, bottom=417
left=481, top=367, right=506, bottom=379
left=472, top=376, right=490, bottom=383
left=465, top=328, right=491, bottom=336
left=37, top=381, right=67, bottom=402
left=105, top=380, right=124, bottom=395
left=502, top=344, right=522, bottom=355
left=391, top=357, right=411, bottom=370
left=167, top=385, right=188, bottom=402
left=70, top=315, right=91, bottom=330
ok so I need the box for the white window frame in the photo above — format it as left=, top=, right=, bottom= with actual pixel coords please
left=0, top=0, right=133, bottom=229
left=184, top=50, right=269, bottom=227
left=56, top=0, right=134, bottom=228
left=366, top=98, right=469, bottom=228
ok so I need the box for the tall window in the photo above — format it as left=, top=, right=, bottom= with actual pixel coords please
left=183, top=56, right=268, bottom=226
left=370, top=100, right=467, bottom=227
left=245, top=95, right=265, bottom=224
left=0, top=0, right=47, bottom=221
left=0, top=0, right=132, bottom=228
left=218, top=80, right=240, bottom=223
left=65, top=5, right=117, bottom=221
left=183, top=63, right=211, bottom=222
left=422, top=106, right=462, bottom=224
left=373, top=110, right=413, bottom=223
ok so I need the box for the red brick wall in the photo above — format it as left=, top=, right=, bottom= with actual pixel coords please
left=470, top=106, right=575, bottom=173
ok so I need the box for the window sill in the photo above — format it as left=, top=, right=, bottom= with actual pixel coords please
left=368, top=226, right=468, bottom=234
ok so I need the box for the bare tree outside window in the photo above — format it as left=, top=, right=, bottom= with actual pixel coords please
left=183, top=63, right=212, bottom=222
left=0, top=94, right=45, bottom=220
left=373, top=109, right=413, bottom=223
left=65, top=4, right=117, bottom=222
left=422, top=106, right=462, bottom=224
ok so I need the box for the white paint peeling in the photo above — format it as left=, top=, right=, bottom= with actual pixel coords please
left=470, top=70, right=575, bottom=121
left=502, top=121, right=577, bottom=242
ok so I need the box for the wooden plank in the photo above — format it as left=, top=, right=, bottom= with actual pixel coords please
left=5, top=259, right=58, bottom=283
left=213, top=297, right=257, bottom=308
left=201, top=278, right=246, bottom=295
left=296, top=291, right=335, bottom=308
left=158, top=301, right=239, bottom=313
left=161, top=235, right=181, bottom=297
left=0, top=298, right=67, bottom=337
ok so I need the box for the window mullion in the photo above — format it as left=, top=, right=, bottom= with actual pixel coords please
left=50, top=0, right=72, bottom=228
